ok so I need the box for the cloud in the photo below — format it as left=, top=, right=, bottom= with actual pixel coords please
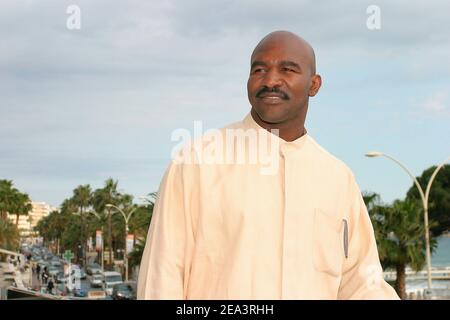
left=0, top=0, right=449, bottom=205
left=423, top=91, right=448, bottom=113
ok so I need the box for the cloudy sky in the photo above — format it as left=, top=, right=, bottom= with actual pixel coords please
left=1, top=0, right=449, bottom=207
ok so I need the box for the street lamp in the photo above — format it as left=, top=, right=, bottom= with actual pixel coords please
left=105, top=203, right=139, bottom=281
left=365, top=151, right=450, bottom=289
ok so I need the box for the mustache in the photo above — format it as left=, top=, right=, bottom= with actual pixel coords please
left=255, top=86, right=289, bottom=100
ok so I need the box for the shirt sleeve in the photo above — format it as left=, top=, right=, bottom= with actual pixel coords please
left=137, top=161, right=195, bottom=300
left=338, top=174, right=400, bottom=300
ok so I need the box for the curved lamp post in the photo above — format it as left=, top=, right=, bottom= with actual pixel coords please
left=105, top=204, right=139, bottom=282
left=366, top=151, right=450, bottom=289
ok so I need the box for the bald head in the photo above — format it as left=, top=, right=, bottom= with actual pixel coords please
left=251, top=31, right=316, bottom=75
left=247, top=31, right=322, bottom=141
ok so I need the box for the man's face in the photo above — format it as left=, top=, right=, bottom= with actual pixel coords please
left=247, top=41, right=314, bottom=124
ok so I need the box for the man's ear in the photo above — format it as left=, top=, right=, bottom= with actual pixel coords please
left=309, top=74, right=322, bottom=97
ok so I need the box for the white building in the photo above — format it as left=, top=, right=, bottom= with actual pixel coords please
left=8, top=202, right=56, bottom=238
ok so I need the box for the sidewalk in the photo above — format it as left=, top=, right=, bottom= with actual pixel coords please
left=1, top=261, right=36, bottom=290
left=0, top=262, right=15, bottom=286
left=1, top=261, right=56, bottom=299
left=0, top=262, right=16, bottom=299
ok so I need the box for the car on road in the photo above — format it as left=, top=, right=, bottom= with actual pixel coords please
left=43, top=253, right=54, bottom=261
left=50, top=261, right=62, bottom=269
left=102, top=271, right=123, bottom=296
left=90, top=274, right=103, bottom=288
left=73, top=288, right=87, bottom=298
left=86, top=263, right=102, bottom=275
left=48, top=266, right=60, bottom=277
left=111, top=283, right=136, bottom=300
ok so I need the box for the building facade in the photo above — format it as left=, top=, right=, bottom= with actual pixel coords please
left=8, top=202, right=56, bottom=238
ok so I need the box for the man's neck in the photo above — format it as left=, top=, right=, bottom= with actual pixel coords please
left=250, top=109, right=307, bottom=142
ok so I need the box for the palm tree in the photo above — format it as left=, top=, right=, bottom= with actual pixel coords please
left=70, top=185, right=93, bottom=266
left=11, top=192, right=32, bottom=228
left=130, top=192, right=156, bottom=241
left=92, top=179, right=119, bottom=211
left=35, top=210, right=70, bottom=255
left=35, top=214, right=51, bottom=245
left=0, top=179, right=17, bottom=220
left=0, top=180, right=32, bottom=248
left=72, top=185, right=92, bottom=214
left=366, top=193, right=438, bottom=299
left=92, top=178, right=120, bottom=266
left=0, top=218, right=20, bottom=252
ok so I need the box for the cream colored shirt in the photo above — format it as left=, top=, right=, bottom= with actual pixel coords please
left=137, top=113, right=399, bottom=300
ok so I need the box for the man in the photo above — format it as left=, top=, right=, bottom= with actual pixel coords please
left=47, top=277, right=55, bottom=295
left=138, top=31, right=399, bottom=300
left=42, top=266, right=50, bottom=285
left=36, top=264, right=41, bottom=281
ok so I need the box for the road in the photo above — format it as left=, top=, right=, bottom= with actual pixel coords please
left=30, top=270, right=106, bottom=298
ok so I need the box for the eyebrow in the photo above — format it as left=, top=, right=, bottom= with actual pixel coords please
left=250, top=60, right=302, bottom=70
left=279, top=60, right=301, bottom=70
left=250, top=61, right=267, bottom=69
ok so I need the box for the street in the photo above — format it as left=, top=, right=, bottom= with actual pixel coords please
left=0, top=243, right=137, bottom=300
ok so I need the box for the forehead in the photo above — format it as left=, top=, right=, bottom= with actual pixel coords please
left=250, top=38, right=311, bottom=66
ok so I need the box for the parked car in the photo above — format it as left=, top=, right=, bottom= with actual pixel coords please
left=48, top=266, right=60, bottom=277
left=43, top=254, right=54, bottom=261
left=90, top=274, right=103, bottom=288
left=102, top=271, right=123, bottom=296
left=111, top=283, right=136, bottom=300
left=73, top=288, right=87, bottom=298
left=86, top=263, right=102, bottom=275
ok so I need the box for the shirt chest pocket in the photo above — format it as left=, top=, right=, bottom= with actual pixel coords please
left=313, top=209, right=346, bottom=277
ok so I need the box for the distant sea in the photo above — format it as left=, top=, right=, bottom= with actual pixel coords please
left=406, top=236, right=450, bottom=292
left=431, top=236, right=450, bottom=267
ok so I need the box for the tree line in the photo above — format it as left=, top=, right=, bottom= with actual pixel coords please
left=1, top=164, right=448, bottom=299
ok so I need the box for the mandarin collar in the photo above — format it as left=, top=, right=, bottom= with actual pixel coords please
left=242, top=112, right=309, bottom=155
